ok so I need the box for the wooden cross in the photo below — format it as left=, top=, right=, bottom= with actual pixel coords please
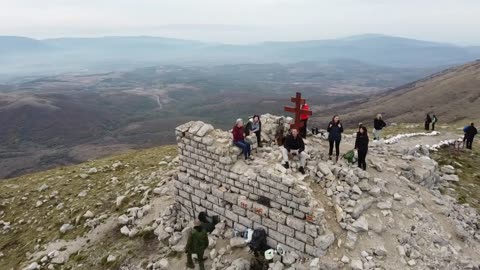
left=284, top=92, right=312, bottom=129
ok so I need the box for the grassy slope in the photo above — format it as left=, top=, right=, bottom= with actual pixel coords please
left=433, top=142, right=480, bottom=209
left=0, top=145, right=177, bottom=269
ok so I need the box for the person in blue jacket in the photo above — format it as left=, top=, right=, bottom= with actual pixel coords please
left=465, top=123, right=478, bottom=150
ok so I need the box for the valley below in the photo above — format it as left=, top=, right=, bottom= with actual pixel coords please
left=0, top=62, right=437, bottom=179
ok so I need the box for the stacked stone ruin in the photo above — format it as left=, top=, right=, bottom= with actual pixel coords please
left=173, top=119, right=332, bottom=257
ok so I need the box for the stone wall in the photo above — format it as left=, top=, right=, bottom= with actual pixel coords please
left=173, top=119, right=331, bottom=256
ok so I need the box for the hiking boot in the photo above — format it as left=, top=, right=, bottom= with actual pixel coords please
left=299, top=166, right=305, bottom=175
left=335, top=155, right=339, bottom=163
left=328, top=155, right=332, bottom=161
left=283, top=162, right=289, bottom=169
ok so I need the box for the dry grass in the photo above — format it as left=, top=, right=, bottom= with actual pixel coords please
left=0, top=145, right=177, bottom=269
left=316, top=60, right=480, bottom=126
left=433, top=141, right=480, bottom=209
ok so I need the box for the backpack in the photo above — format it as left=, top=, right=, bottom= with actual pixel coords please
left=248, top=228, right=267, bottom=252
left=343, top=149, right=357, bottom=164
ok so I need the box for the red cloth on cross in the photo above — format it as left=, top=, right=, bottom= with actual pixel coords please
left=300, top=104, right=311, bottom=120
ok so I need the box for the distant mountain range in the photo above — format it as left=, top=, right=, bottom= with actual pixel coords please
left=1, top=34, right=480, bottom=76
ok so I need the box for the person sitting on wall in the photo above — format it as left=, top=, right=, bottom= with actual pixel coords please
left=232, top=118, right=253, bottom=161
left=281, top=128, right=308, bottom=174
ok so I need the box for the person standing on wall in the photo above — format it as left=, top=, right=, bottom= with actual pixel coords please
left=373, top=114, right=387, bottom=140
left=327, top=115, right=344, bottom=163
left=300, top=103, right=310, bottom=138
left=425, top=113, right=432, bottom=131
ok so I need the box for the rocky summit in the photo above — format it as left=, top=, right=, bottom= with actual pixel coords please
left=0, top=114, right=479, bottom=270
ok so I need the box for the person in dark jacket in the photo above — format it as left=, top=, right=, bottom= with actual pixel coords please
left=300, top=103, right=310, bottom=138
left=251, top=115, right=262, bottom=147
left=186, top=219, right=209, bottom=270
left=431, top=114, right=438, bottom=131
left=281, top=128, right=308, bottom=174
left=355, top=126, right=369, bottom=170
left=244, top=117, right=253, bottom=136
left=425, top=114, right=432, bottom=131
left=373, top=114, right=386, bottom=140
left=275, top=117, right=286, bottom=146
left=327, top=115, right=344, bottom=162
left=198, top=212, right=215, bottom=233
left=465, top=123, right=478, bottom=150
left=232, top=119, right=252, bottom=161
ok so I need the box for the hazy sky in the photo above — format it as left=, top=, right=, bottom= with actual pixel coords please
left=1, top=0, right=480, bottom=44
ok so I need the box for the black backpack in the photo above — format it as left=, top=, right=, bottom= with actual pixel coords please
left=248, top=228, right=267, bottom=252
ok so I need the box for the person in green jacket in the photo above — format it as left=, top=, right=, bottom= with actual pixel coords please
left=186, top=220, right=209, bottom=270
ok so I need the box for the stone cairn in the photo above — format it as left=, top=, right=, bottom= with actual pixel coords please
left=173, top=118, right=332, bottom=257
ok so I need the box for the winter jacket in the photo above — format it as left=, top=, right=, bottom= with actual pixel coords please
left=355, top=132, right=369, bottom=150
left=232, top=126, right=245, bottom=142
left=251, top=120, right=261, bottom=133
left=373, top=119, right=386, bottom=130
left=327, top=121, right=343, bottom=141
left=244, top=122, right=252, bottom=136
left=284, top=134, right=305, bottom=153
left=465, top=126, right=478, bottom=139
left=186, top=226, right=208, bottom=254
left=425, top=115, right=432, bottom=123
left=300, top=104, right=311, bottom=120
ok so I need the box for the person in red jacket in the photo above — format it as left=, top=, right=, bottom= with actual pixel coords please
left=232, top=119, right=252, bottom=161
left=300, top=103, right=310, bottom=138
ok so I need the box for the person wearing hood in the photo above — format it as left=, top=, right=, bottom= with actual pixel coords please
left=186, top=219, right=209, bottom=270
left=300, top=103, right=310, bottom=138
left=355, top=125, right=369, bottom=170
left=465, top=123, right=478, bottom=150
left=232, top=119, right=253, bottom=161
left=251, top=115, right=262, bottom=147
left=373, top=114, right=386, bottom=140
left=327, top=115, right=344, bottom=162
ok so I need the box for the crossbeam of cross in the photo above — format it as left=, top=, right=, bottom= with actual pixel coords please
left=284, top=92, right=312, bottom=129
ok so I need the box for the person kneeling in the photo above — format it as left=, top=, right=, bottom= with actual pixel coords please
left=281, top=128, right=308, bottom=174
